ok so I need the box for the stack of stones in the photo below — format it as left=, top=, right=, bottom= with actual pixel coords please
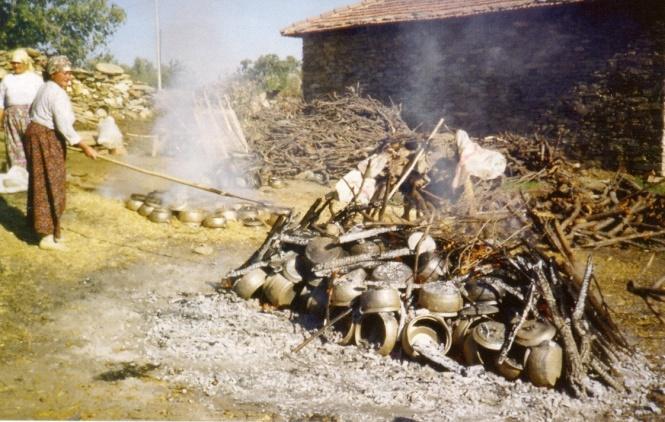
left=0, top=49, right=154, bottom=127
left=70, top=62, right=154, bottom=126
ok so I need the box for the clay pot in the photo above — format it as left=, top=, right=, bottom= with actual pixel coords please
left=202, top=214, right=227, bottom=229
left=148, top=207, right=172, bottom=223
left=300, top=284, right=328, bottom=317
left=526, top=340, right=563, bottom=388
left=464, top=277, right=506, bottom=302
left=331, top=277, right=366, bottom=307
left=459, top=302, right=500, bottom=318
left=263, top=274, right=297, bottom=307
left=515, top=319, right=557, bottom=347
left=242, top=217, right=264, bottom=227
left=330, top=306, right=355, bottom=345
left=401, top=314, right=452, bottom=358
left=237, top=206, right=259, bottom=220
left=178, top=209, right=206, bottom=224
left=145, top=191, right=164, bottom=205
left=407, top=231, right=437, bottom=254
left=371, top=261, right=413, bottom=288
left=232, top=268, right=266, bottom=299
left=281, top=253, right=303, bottom=283
left=125, top=198, right=143, bottom=211
left=354, top=312, right=399, bottom=356
left=418, top=281, right=463, bottom=315
left=324, top=223, right=343, bottom=237
left=221, top=209, right=238, bottom=222
left=416, top=253, right=445, bottom=283
left=138, top=202, right=156, bottom=217
left=349, top=240, right=382, bottom=256
left=495, top=356, right=524, bottom=381
left=305, top=237, right=344, bottom=265
left=472, top=320, right=506, bottom=351
left=359, top=287, right=401, bottom=314
left=462, top=333, right=485, bottom=365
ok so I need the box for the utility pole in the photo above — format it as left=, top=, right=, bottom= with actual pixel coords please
left=155, top=0, right=162, bottom=90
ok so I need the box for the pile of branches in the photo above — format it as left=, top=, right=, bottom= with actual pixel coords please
left=470, top=135, right=665, bottom=249
left=222, top=128, right=644, bottom=396
left=235, top=89, right=414, bottom=183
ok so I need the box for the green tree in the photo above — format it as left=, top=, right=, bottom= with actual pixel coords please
left=239, top=54, right=301, bottom=96
left=0, top=0, right=126, bottom=64
left=125, top=57, right=185, bottom=88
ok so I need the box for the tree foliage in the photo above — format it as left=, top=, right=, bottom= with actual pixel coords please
left=124, top=57, right=185, bottom=88
left=0, top=0, right=126, bottom=64
left=238, top=54, right=301, bottom=97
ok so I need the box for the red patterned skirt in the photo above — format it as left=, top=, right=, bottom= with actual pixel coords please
left=23, top=122, right=67, bottom=238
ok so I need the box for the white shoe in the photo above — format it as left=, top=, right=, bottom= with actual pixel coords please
left=39, top=235, right=68, bottom=251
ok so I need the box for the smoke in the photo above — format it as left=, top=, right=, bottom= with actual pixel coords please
left=149, top=82, right=254, bottom=209
left=99, top=2, right=258, bottom=209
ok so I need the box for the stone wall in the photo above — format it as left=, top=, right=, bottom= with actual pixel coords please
left=0, top=50, right=154, bottom=127
left=301, top=0, right=665, bottom=174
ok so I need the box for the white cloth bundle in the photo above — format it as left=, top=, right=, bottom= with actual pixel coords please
left=451, top=130, right=506, bottom=189
left=0, top=165, right=29, bottom=193
left=96, top=116, right=123, bottom=149
left=335, top=153, right=388, bottom=205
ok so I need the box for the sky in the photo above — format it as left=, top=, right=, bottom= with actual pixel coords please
left=107, top=0, right=353, bottom=82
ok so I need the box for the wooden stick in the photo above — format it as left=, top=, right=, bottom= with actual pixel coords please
left=291, top=307, right=353, bottom=353
left=67, top=146, right=266, bottom=205
left=582, top=229, right=665, bottom=249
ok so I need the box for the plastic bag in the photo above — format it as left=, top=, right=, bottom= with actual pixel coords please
left=452, top=130, right=506, bottom=189
left=96, top=116, right=123, bottom=149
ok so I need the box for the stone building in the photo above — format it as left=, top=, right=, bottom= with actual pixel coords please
left=282, top=0, right=665, bottom=175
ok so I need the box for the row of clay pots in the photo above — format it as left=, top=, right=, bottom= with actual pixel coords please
left=125, top=192, right=286, bottom=228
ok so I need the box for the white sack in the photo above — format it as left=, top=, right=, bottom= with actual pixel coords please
left=335, top=169, right=376, bottom=205
left=96, top=116, right=123, bottom=149
left=452, top=130, right=506, bottom=189
left=0, top=165, right=29, bottom=193
left=357, top=153, right=389, bottom=179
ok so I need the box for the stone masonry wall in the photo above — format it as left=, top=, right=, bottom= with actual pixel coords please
left=301, top=0, right=665, bottom=174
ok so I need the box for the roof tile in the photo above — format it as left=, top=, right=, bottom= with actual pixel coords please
left=282, top=0, right=587, bottom=36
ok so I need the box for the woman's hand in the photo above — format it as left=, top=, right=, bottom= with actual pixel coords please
left=79, top=142, right=98, bottom=160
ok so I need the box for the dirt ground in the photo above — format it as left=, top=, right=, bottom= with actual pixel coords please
left=0, top=134, right=663, bottom=420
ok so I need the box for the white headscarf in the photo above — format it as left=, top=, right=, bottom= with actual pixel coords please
left=10, top=48, right=34, bottom=71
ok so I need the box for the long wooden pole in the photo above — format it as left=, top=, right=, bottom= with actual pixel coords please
left=67, top=146, right=265, bottom=205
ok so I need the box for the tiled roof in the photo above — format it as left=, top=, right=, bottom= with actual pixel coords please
left=282, top=0, right=587, bottom=36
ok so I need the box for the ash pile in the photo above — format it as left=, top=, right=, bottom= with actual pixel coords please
left=223, top=123, right=665, bottom=397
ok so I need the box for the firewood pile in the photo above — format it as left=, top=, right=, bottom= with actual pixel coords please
left=236, top=89, right=413, bottom=184
left=220, top=126, right=664, bottom=396
left=463, top=133, right=665, bottom=251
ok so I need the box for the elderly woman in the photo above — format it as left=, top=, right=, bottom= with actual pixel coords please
left=24, top=55, right=97, bottom=251
left=0, top=48, right=44, bottom=179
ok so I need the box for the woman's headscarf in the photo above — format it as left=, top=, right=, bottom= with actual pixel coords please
left=10, top=48, right=34, bottom=71
left=46, top=55, right=72, bottom=76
